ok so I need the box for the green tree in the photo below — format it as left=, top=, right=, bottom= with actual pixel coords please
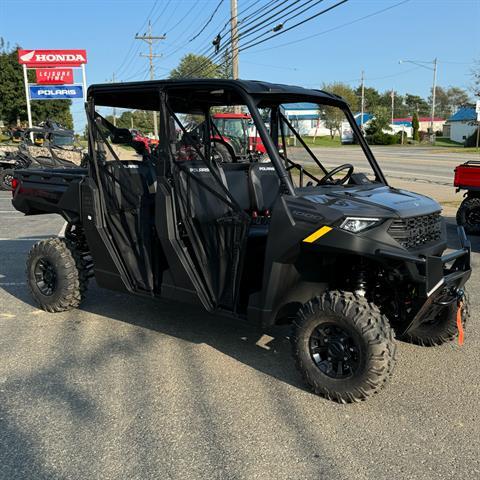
left=105, top=110, right=155, bottom=134
left=169, top=53, right=222, bottom=79
left=320, top=82, right=357, bottom=138
left=0, top=39, right=72, bottom=128
left=428, top=86, right=469, bottom=119
left=365, top=106, right=392, bottom=135
left=354, top=85, right=381, bottom=112
left=446, top=86, right=470, bottom=113
left=412, top=111, right=420, bottom=141
left=404, top=94, right=430, bottom=116
left=471, top=59, right=480, bottom=98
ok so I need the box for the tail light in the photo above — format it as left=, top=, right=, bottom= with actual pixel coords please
left=11, top=178, right=19, bottom=195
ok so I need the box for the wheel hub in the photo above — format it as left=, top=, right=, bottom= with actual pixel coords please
left=309, top=323, right=360, bottom=379
left=467, top=209, right=480, bottom=225
left=34, top=258, right=57, bottom=296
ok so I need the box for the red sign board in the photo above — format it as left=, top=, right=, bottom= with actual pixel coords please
left=35, top=68, right=74, bottom=85
left=18, top=49, right=87, bottom=67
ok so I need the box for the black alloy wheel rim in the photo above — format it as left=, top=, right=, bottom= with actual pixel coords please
left=34, top=258, right=57, bottom=296
left=309, top=323, right=361, bottom=379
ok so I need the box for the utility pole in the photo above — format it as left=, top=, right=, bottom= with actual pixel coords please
left=399, top=58, right=438, bottom=144
left=135, top=20, right=165, bottom=139
left=230, top=0, right=239, bottom=80
left=230, top=0, right=240, bottom=113
left=430, top=57, right=438, bottom=144
left=112, top=72, right=116, bottom=127
left=391, top=88, right=395, bottom=126
left=360, top=70, right=365, bottom=132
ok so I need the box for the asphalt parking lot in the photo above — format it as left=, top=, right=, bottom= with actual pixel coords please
left=0, top=190, right=479, bottom=480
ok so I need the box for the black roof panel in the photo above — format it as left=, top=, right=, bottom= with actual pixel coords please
left=88, top=79, right=347, bottom=110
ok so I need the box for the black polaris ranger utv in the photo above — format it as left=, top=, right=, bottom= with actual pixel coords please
left=12, top=80, right=471, bottom=403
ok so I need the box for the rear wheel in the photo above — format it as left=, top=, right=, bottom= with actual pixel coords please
left=212, top=142, right=234, bottom=163
left=457, top=197, right=480, bottom=234
left=400, top=291, right=470, bottom=346
left=27, top=237, right=90, bottom=312
left=0, top=168, right=14, bottom=190
left=291, top=291, right=396, bottom=403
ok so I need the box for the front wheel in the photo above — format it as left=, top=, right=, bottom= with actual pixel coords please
left=457, top=196, right=480, bottom=234
left=291, top=291, right=396, bottom=403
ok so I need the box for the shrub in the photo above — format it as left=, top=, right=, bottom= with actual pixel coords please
left=464, top=126, right=480, bottom=147
left=366, top=132, right=398, bottom=145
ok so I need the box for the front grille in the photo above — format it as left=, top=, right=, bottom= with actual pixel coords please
left=388, top=213, right=442, bottom=249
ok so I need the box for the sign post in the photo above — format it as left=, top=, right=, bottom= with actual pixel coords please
left=22, top=64, right=34, bottom=138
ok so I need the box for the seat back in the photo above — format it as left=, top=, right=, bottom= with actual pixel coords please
left=103, top=160, right=155, bottom=211
left=222, top=162, right=251, bottom=211
left=178, top=161, right=230, bottom=222
left=249, top=162, right=281, bottom=212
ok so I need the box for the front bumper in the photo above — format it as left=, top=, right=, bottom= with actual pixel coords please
left=377, top=225, right=471, bottom=335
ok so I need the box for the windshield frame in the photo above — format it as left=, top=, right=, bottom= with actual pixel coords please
left=244, top=95, right=388, bottom=192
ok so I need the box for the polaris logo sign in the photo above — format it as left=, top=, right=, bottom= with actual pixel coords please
left=29, top=85, right=84, bottom=99
left=18, top=49, right=87, bottom=67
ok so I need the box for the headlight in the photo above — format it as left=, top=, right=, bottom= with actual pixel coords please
left=340, top=217, right=381, bottom=233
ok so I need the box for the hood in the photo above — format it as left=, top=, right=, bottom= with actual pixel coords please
left=300, top=185, right=441, bottom=219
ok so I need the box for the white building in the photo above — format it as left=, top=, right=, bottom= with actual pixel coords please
left=444, top=107, right=478, bottom=144
left=282, top=103, right=330, bottom=136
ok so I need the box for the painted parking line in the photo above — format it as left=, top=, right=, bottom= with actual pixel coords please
left=0, top=237, right=46, bottom=241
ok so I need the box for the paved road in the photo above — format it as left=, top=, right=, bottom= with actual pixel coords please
left=289, top=146, right=480, bottom=185
left=0, top=190, right=479, bottom=479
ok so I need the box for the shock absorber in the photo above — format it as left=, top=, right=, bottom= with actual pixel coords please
left=354, top=259, right=370, bottom=297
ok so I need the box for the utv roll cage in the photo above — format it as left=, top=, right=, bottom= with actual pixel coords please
left=87, top=79, right=387, bottom=193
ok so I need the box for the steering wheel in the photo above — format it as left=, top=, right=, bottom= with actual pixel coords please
left=318, top=163, right=354, bottom=185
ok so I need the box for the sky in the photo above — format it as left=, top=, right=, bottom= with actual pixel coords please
left=1, top=0, right=479, bottom=132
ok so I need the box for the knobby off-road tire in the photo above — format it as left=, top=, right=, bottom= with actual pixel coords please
left=0, top=168, right=14, bottom=191
left=27, top=237, right=90, bottom=312
left=291, top=290, right=396, bottom=403
left=456, top=197, right=480, bottom=234
left=212, top=142, right=234, bottom=163
left=400, top=291, right=470, bottom=347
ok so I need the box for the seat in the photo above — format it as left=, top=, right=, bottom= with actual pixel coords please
left=248, top=162, right=281, bottom=213
left=222, top=162, right=251, bottom=211
left=177, top=161, right=230, bottom=222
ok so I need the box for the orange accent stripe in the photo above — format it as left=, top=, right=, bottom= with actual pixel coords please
left=303, top=226, right=332, bottom=243
left=456, top=301, right=464, bottom=346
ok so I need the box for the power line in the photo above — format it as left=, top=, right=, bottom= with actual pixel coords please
left=238, top=0, right=349, bottom=53
left=161, top=0, right=283, bottom=63
left=178, top=0, right=321, bottom=77
left=232, top=0, right=327, bottom=54
left=189, top=0, right=225, bottom=42
left=114, top=0, right=160, bottom=77
left=184, top=0, right=349, bottom=78
left=160, top=0, right=257, bottom=60
left=252, top=0, right=411, bottom=53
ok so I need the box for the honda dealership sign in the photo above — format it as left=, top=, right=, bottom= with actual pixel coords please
left=19, top=48, right=88, bottom=132
left=18, top=49, right=87, bottom=67
left=29, top=85, right=84, bottom=100
left=35, top=68, right=74, bottom=84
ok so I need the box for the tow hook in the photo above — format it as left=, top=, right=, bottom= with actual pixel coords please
left=456, top=289, right=466, bottom=346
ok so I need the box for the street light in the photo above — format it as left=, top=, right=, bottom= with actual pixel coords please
left=399, top=58, right=438, bottom=144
